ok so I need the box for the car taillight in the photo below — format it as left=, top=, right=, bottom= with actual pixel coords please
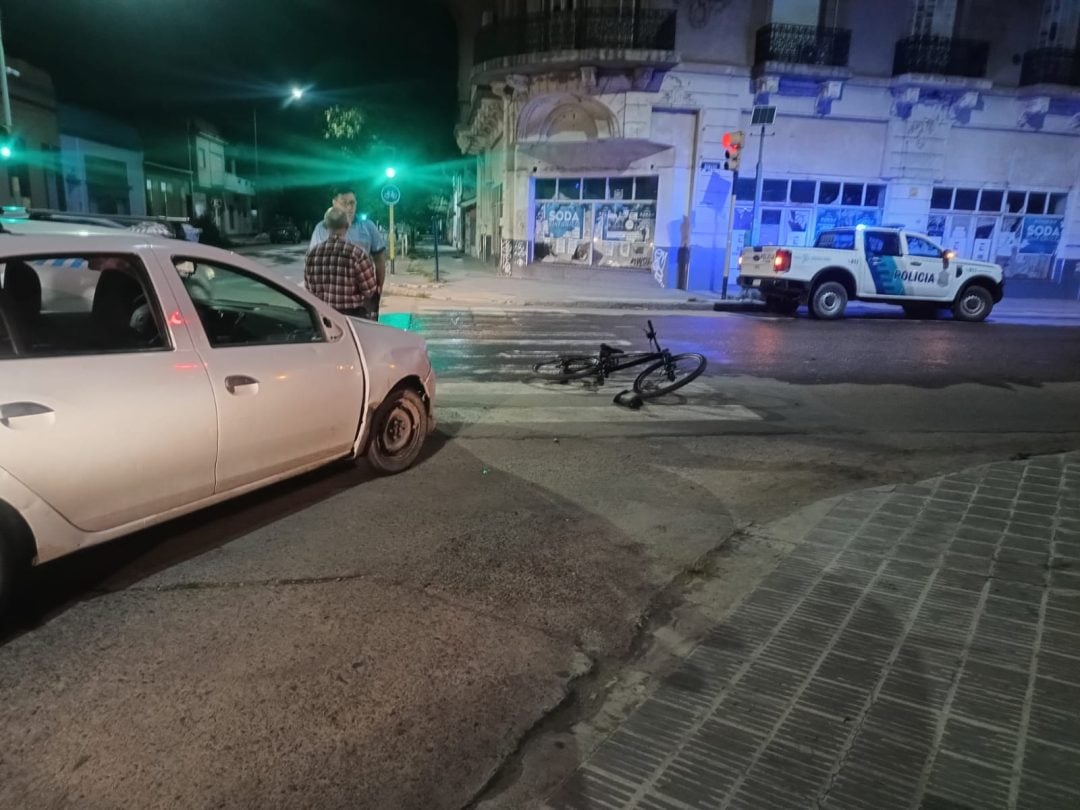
left=774, top=250, right=792, bottom=273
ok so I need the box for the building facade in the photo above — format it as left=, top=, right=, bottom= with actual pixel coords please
left=191, top=122, right=257, bottom=236
left=450, top=0, right=1080, bottom=298
left=0, top=58, right=63, bottom=210
left=58, top=106, right=147, bottom=217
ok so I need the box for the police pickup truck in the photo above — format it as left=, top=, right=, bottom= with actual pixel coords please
left=738, top=226, right=1005, bottom=321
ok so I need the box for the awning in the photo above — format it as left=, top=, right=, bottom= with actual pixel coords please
left=517, top=139, right=674, bottom=173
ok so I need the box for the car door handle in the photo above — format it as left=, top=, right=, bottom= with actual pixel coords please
left=0, top=401, right=56, bottom=430
left=224, top=375, right=260, bottom=396
left=910, top=261, right=923, bottom=266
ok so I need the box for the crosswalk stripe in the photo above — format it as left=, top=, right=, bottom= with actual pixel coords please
left=436, top=404, right=760, bottom=424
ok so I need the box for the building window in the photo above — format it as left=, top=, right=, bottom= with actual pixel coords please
left=557, top=178, right=581, bottom=200
left=818, top=182, right=841, bottom=205
left=583, top=177, right=606, bottom=199
left=634, top=176, right=658, bottom=200
left=978, top=190, right=1003, bottom=212
left=953, top=188, right=978, bottom=211
left=864, top=185, right=885, bottom=207
left=790, top=181, right=816, bottom=204
left=1026, top=192, right=1047, bottom=215
left=535, top=178, right=556, bottom=199
left=198, top=149, right=207, bottom=170
left=763, top=180, right=788, bottom=203
left=931, top=187, right=954, bottom=209
left=608, top=178, right=633, bottom=200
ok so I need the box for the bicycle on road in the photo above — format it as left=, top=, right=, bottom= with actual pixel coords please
left=532, top=320, right=708, bottom=398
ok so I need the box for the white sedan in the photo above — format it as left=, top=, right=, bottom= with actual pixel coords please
left=0, top=231, right=436, bottom=613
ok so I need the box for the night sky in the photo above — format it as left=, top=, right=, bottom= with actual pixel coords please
left=4, top=0, right=460, bottom=164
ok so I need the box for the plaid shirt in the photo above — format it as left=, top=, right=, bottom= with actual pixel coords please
left=304, top=235, right=378, bottom=311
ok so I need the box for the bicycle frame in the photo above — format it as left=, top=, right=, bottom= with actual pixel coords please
left=592, top=320, right=670, bottom=381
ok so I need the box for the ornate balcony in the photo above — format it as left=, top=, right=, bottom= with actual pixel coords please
left=893, top=35, right=989, bottom=78
left=753, top=23, right=852, bottom=78
left=472, top=7, right=677, bottom=81
left=1019, top=47, right=1080, bottom=88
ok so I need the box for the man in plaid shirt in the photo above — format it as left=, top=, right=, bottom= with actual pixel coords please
left=304, top=206, right=380, bottom=319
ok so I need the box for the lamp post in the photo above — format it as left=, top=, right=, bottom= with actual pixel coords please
left=384, top=167, right=397, bottom=275
left=253, top=86, right=305, bottom=233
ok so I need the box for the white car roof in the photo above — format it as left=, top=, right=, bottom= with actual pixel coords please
left=0, top=231, right=269, bottom=275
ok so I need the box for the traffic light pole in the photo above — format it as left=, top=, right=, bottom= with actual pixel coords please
left=750, top=123, right=766, bottom=246
left=721, top=170, right=739, bottom=299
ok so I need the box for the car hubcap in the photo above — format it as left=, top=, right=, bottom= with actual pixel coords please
left=963, top=295, right=983, bottom=316
left=821, top=291, right=840, bottom=313
left=381, top=404, right=418, bottom=455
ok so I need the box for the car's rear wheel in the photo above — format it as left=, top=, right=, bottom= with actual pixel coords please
left=366, top=388, right=429, bottom=474
left=953, top=285, right=993, bottom=322
left=809, top=281, right=848, bottom=320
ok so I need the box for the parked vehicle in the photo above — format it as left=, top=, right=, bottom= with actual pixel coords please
left=270, top=218, right=302, bottom=244
left=738, top=226, right=1005, bottom=321
left=0, top=232, right=436, bottom=614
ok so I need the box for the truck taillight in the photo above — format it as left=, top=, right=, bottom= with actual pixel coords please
left=774, top=250, right=792, bottom=273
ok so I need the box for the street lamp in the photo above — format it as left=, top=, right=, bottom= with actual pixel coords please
left=385, top=166, right=397, bottom=179
left=253, top=85, right=310, bottom=233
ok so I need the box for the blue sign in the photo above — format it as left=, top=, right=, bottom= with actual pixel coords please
left=380, top=185, right=401, bottom=205
left=1020, top=216, right=1062, bottom=255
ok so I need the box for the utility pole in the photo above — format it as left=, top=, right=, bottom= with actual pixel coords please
left=252, top=107, right=261, bottom=232
left=748, top=105, right=776, bottom=247
left=0, top=9, right=14, bottom=133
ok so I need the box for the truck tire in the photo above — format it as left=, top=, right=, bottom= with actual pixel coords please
left=953, top=285, right=993, bottom=322
left=809, top=281, right=848, bottom=320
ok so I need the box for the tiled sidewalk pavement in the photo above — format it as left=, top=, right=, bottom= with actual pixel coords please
left=550, top=452, right=1080, bottom=810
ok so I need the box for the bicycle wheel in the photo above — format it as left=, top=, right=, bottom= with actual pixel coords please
left=533, top=355, right=601, bottom=381
left=633, top=353, right=707, bottom=397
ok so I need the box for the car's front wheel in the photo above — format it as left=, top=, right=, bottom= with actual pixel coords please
left=953, top=285, right=993, bottom=322
left=366, top=388, right=429, bottom=474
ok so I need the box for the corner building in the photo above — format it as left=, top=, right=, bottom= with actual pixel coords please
left=448, top=0, right=1080, bottom=298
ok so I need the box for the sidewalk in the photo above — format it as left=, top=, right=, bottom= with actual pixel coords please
left=381, top=250, right=1080, bottom=319
left=381, top=249, right=723, bottom=312
left=549, top=452, right=1080, bottom=809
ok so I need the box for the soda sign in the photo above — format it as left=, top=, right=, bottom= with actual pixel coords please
left=1020, top=216, right=1063, bottom=255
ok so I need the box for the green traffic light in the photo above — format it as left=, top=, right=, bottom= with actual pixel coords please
left=385, top=167, right=396, bottom=179
left=0, top=146, right=11, bottom=160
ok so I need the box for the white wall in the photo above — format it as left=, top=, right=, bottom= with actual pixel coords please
left=59, top=135, right=146, bottom=216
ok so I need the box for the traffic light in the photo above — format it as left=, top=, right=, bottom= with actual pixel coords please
left=0, top=126, right=11, bottom=160
left=722, top=130, right=744, bottom=172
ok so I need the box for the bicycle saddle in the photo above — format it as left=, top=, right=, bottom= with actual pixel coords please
left=599, top=343, right=624, bottom=355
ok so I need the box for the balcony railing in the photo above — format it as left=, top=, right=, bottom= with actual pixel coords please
left=1020, top=47, right=1080, bottom=87
left=474, top=7, right=676, bottom=65
left=892, top=35, right=989, bottom=78
left=754, top=23, right=851, bottom=69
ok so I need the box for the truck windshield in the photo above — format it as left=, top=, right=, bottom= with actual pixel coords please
left=815, top=231, right=856, bottom=249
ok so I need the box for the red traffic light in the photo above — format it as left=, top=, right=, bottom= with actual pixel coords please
left=722, top=131, right=734, bottom=150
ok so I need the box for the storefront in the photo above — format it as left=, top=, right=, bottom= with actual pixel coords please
left=927, top=186, right=1069, bottom=283
left=730, top=177, right=887, bottom=252
left=532, top=175, right=658, bottom=269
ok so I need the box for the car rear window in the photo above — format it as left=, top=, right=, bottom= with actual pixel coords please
left=815, top=231, right=855, bottom=250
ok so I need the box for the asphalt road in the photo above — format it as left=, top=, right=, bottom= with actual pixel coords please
left=2, top=308, right=1079, bottom=809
